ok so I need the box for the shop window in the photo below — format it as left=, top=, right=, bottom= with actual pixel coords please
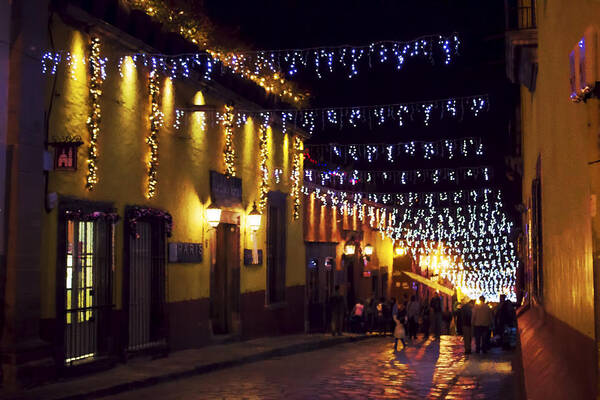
left=267, top=192, right=287, bottom=304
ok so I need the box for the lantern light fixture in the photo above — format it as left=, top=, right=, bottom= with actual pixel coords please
left=344, top=243, right=356, bottom=256
left=364, top=244, right=374, bottom=256
left=247, top=202, right=262, bottom=232
left=394, top=246, right=407, bottom=257
left=206, top=204, right=222, bottom=228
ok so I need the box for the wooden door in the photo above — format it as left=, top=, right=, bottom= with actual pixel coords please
left=211, top=223, right=240, bottom=334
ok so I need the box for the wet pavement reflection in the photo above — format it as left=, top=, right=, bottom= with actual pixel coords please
left=106, top=335, right=515, bottom=400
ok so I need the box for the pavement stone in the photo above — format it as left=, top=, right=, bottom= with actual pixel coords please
left=101, top=335, right=517, bottom=400
left=1, top=333, right=370, bottom=400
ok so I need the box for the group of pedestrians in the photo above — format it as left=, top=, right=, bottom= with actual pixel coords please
left=331, top=285, right=516, bottom=355
left=457, top=294, right=516, bottom=354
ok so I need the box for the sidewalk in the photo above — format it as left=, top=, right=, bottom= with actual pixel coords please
left=2, top=333, right=373, bottom=400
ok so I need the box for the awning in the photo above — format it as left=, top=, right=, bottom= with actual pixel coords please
left=401, top=271, right=455, bottom=296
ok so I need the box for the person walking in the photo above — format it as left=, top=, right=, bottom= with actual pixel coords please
left=393, top=311, right=407, bottom=352
left=365, top=296, right=375, bottom=333
left=430, top=294, right=443, bottom=339
left=421, top=301, right=430, bottom=338
left=386, top=298, right=396, bottom=336
left=407, top=295, right=420, bottom=341
left=350, top=300, right=365, bottom=333
left=495, top=294, right=515, bottom=349
left=330, top=285, right=345, bottom=336
left=376, top=297, right=386, bottom=335
left=460, top=300, right=474, bottom=354
left=472, top=295, right=493, bottom=353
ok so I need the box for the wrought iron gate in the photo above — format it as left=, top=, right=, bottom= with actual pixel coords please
left=127, top=220, right=167, bottom=351
left=63, top=219, right=113, bottom=365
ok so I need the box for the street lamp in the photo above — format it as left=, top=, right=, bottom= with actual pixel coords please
left=394, top=246, right=406, bottom=256
left=247, top=202, right=262, bottom=232
left=205, top=204, right=222, bottom=228
left=344, top=243, right=356, bottom=256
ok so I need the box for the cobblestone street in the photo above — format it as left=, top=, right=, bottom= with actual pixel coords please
left=104, top=335, right=516, bottom=400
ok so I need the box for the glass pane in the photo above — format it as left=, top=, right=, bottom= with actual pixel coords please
left=66, top=268, right=72, bottom=289
left=86, top=266, right=93, bottom=287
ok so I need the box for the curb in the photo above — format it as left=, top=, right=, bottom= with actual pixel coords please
left=39, top=334, right=374, bottom=400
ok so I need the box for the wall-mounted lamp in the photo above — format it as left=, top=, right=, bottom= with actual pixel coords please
left=364, top=244, right=374, bottom=256
left=206, top=204, right=222, bottom=228
left=247, top=202, right=262, bottom=232
left=394, top=246, right=407, bottom=257
left=344, top=243, right=356, bottom=256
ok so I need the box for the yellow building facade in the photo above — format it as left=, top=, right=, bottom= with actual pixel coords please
left=38, top=13, right=307, bottom=368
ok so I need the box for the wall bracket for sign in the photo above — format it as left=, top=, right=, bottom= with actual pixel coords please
left=48, top=135, right=83, bottom=171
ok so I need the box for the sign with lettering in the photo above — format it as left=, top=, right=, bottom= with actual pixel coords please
left=210, top=171, right=242, bottom=207
left=168, top=242, right=203, bottom=263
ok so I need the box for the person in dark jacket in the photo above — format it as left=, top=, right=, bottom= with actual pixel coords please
left=495, top=294, right=515, bottom=349
left=421, top=301, right=430, bottom=338
left=461, top=300, right=474, bottom=354
left=330, top=285, right=345, bottom=336
left=430, top=295, right=443, bottom=339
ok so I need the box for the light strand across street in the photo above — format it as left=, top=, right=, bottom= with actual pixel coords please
left=304, top=165, right=493, bottom=187
left=303, top=183, right=517, bottom=301
left=304, top=137, right=485, bottom=163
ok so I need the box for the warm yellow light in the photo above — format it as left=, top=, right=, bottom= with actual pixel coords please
left=476, top=299, right=482, bottom=305
left=247, top=202, right=262, bottom=232
left=364, top=244, right=374, bottom=256
left=395, top=246, right=407, bottom=256
left=206, top=205, right=222, bottom=228
left=344, top=244, right=356, bottom=255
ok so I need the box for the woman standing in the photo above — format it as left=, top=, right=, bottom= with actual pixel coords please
left=393, top=312, right=407, bottom=351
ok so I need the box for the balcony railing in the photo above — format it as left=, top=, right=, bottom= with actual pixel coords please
left=505, top=0, right=536, bottom=31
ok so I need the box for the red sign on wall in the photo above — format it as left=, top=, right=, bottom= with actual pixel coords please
left=52, top=142, right=80, bottom=171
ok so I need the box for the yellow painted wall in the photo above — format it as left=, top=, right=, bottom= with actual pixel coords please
left=40, top=20, right=305, bottom=319
left=520, top=0, right=600, bottom=339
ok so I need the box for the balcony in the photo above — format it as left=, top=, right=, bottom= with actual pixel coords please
left=505, top=0, right=538, bottom=91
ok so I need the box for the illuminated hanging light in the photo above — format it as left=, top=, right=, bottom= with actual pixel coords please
left=304, top=137, right=484, bottom=163
left=85, top=36, right=105, bottom=191
left=258, top=114, right=270, bottom=213
left=206, top=204, right=222, bottom=228
left=344, top=243, right=356, bottom=255
left=394, top=246, right=407, bottom=256
left=291, top=136, right=303, bottom=220
left=146, top=69, right=164, bottom=199
left=221, top=104, right=236, bottom=177
left=247, top=202, right=262, bottom=232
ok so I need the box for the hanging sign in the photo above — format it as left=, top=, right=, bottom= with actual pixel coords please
left=49, top=139, right=83, bottom=171
left=210, top=170, right=242, bottom=207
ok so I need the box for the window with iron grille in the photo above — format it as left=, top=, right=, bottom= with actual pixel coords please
left=59, top=205, right=116, bottom=366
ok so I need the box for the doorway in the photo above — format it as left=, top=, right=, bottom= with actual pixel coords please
left=305, top=243, right=336, bottom=332
left=62, top=218, right=113, bottom=365
left=126, top=220, right=167, bottom=352
left=210, top=223, right=240, bottom=335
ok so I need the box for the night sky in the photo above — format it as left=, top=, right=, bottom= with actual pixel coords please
left=204, top=0, right=519, bottom=214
